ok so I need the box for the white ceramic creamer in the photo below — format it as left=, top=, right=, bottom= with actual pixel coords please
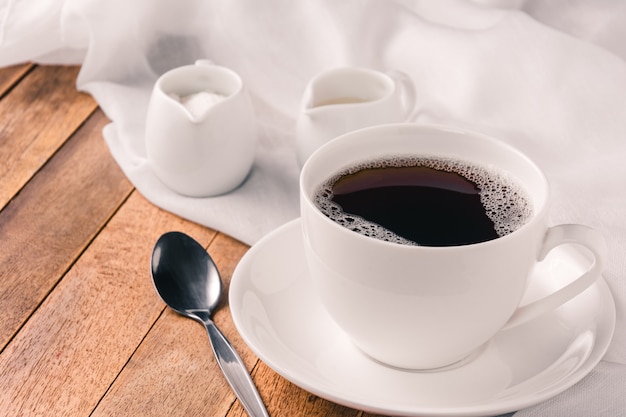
left=145, top=60, right=256, bottom=197
left=295, top=67, right=417, bottom=167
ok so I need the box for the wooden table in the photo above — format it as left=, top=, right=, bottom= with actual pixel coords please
left=0, top=64, right=381, bottom=417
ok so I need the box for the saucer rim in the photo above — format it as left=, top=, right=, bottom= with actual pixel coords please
left=230, top=218, right=616, bottom=417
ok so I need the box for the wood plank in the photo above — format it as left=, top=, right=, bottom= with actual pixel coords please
left=93, top=228, right=367, bottom=417
left=0, top=65, right=97, bottom=210
left=0, top=63, right=33, bottom=97
left=90, top=232, right=251, bottom=416
left=91, top=307, right=238, bottom=416
left=0, top=191, right=216, bottom=417
left=0, top=110, right=132, bottom=350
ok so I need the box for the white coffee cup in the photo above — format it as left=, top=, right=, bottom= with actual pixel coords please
left=299, top=123, right=606, bottom=370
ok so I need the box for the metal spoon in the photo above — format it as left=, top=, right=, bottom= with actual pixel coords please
left=151, top=231, right=269, bottom=417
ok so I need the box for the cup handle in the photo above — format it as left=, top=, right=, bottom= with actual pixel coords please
left=386, top=70, right=418, bottom=122
left=502, top=224, right=607, bottom=330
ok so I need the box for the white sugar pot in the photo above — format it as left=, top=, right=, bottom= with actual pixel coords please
left=145, top=60, right=257, bottom=197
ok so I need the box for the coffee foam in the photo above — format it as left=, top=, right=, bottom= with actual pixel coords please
left=314, top=156, right=533, bottom=246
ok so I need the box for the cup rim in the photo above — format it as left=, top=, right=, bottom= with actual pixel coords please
left=300, top=123, right=549, bottom=251
left=155, top=62, right=244, bottom=98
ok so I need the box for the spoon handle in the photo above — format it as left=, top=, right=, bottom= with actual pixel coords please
left=204, top=320, right=270, bottom=417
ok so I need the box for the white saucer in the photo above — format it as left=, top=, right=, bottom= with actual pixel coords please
left=229, top=219, right=615, bottom=417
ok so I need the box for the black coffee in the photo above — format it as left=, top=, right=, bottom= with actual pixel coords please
left=314, top=156, right=532, bottom=247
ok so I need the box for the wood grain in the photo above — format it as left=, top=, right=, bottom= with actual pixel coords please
left=0, top=63, right=33, bottom=97
left=90, top=232, right=243, bottom=417
left=0, top=65, right=97, bottom=210
left=0, top=110, right=131, bottom=350
left=0, top=191, right=216, bottom=416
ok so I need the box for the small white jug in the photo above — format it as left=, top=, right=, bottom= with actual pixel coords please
left=145, top=60, right=256, bottom=197
left=295, top=67, right=417, bottom=167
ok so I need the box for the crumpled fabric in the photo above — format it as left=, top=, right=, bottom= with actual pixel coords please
left=1, top=1, right=625, bottom=415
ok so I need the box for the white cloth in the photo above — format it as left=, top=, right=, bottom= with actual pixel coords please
left=1, top=1, right=625, bottom=415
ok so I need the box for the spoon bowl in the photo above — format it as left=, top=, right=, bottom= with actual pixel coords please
left=151, top=231, right=269, bottom=417
left=151, top=231, right=222, bottom=319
